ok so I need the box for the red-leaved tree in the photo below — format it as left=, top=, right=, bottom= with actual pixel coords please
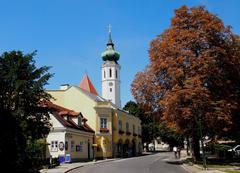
left=132, top=5, right=240, bottom=160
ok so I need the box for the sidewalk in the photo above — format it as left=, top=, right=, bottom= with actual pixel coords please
left=182, top=163, right=226, bottom=173
left=40, top=159, right=117, bottom=173
left=179, top=150, right=224, bottom=173
left=165, top=150, right=226, bottom=173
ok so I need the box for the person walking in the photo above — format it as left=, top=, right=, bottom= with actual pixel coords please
left=173, top=146, right=177, bottom=158
left=177, top=147, right=181, bottom=158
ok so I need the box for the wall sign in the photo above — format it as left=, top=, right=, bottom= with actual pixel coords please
left=59, top=142, right=65, bottom=151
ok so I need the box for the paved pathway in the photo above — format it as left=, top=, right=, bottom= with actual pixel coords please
left=40, top=151, right=227, bottom=173
left=68, top=152, right=188, bottom=173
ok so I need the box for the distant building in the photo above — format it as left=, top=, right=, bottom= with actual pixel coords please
left=153, top=138, right=170, bottom=151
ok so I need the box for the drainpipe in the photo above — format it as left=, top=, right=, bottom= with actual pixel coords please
left=112, top=109, right=115, bottom=158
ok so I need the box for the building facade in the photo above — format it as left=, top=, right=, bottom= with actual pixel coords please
left=46, top=29, right=142, bottom=159
left=45, top=102, right=95, bottom=162
left=47, top=83, right=142, bottom=159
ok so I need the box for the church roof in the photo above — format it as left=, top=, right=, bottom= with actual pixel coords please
left=101, top=26, right=120, bottom=63
left=79, top=75, right=98, bottom=95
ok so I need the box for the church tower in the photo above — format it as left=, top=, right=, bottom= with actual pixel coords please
left=101, top=26, right=121, bottom=108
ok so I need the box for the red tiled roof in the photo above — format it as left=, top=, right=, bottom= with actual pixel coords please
left=45, top=102, right=94, bottom=133
left=45, top=102, right=79, bottom=117
left=79, top=75, right=98, bottom=95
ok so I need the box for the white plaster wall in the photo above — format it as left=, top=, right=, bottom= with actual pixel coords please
left=46, top=131, right=66, bottom=158
left=101, top=62, right=121, bottom=108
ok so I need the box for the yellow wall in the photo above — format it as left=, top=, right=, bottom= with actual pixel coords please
left=95, top=136, right=112, bottom=158
left=47, top=86, right=142, bottom=158
left=113, top=110, right=142, bottom=154
left=47, top=87, right=97, bottom=131
left=47, top=90, right=65, bottom=106
left=65, top=131, right=93, bottom=160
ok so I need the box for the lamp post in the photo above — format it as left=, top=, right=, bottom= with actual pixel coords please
left=198, top=117, right=207, bottom=169
left=194, top=112, right=207, bottom=169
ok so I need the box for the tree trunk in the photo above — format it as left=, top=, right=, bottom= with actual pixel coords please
left=191, top=135, right=200, bottom=162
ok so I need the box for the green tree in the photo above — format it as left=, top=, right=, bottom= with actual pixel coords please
left=0, top=51, right=53, bottom=172
left=123, top=101, right=152, bottom=145
left=123, top=101, right=183, bottom=149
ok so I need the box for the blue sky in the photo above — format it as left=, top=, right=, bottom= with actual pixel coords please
left=0, top=0, right=239, bottom=106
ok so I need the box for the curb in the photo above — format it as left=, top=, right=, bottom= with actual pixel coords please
left=93, top=159, right=117, bottom=165
left=65, top=165, right=84, bottom=173
left=64, top=159, right=117, bottom=173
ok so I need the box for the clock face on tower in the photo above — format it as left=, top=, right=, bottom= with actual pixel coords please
left=109, top=82, right=113, bottom=86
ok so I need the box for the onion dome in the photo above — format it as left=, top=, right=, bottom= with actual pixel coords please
left=101, top=25, right=120, bottom=63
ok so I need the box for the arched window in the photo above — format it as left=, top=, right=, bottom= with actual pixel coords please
left=116, top=70, right=117, bottom=78
left=118, top=120, right=122, bottom=130
left=126, top=122, right=129, bottom=132
left=109, top=68, right=112, bottom=78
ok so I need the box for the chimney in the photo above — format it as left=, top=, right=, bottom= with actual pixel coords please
left=60, top=84, right=70, bottom=90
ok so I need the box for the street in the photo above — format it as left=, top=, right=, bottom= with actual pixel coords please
left=69, top=152, right=188, bottom=173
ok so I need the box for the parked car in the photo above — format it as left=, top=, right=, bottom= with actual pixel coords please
left=148, top=143, right=155, bottom=151
left=228, top=145, right=240, bottom=157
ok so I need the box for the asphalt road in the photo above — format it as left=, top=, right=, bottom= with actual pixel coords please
left=69, top=152, right=189, bottom=173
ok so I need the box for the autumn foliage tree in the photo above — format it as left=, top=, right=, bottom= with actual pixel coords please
left=132, top=6, right=240, bottom=160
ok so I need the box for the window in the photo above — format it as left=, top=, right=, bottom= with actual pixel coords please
left=126, top=122, right=129, bottom=132
left=71, top=141, right=75, bottom=152
left=100, top=117, right=107, bottom=128
left=104, top=70, right=106, bottom=78
left=51, top=141, right=58, bottom=152
left=76, top=142, right=83, bottom=152
left=79, top=142, right=83, bottom=152
left=116, top=70, right=118, bottom=78
left=67, top=116, right=70, bottom=121
left=133, top=125, right=135, bottom=134
left=138, top=126, right=141, bottom=134
left=78, top=116, right=82, bottom=126
left=110, top=88, right=112, bottom=92
left=109, top=68, right=112, bottom=78
left=118, top=120, right=122, bottom=130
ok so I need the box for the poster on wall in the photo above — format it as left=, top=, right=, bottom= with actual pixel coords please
left=59, top=142, right=65, bottom=151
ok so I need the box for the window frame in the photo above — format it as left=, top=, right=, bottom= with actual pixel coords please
left=100, top=117, right=107, bottom=129
left=126, top=122, right=129, bottom=132
left=51, top=140, right=58, bottom=152
left=109, top=68, right=112, bottom=78
left=118, top=120, right=122, bottom=130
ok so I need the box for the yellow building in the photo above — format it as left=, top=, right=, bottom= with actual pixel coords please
left=47, top=29, right=142, bottom=159
left=47, top=78, right=142, bottom=158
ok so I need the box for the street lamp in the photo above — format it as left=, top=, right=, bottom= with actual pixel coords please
left=194, top=112, right=207, bottom=169
left=198, top=117, right=207, bottom=169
